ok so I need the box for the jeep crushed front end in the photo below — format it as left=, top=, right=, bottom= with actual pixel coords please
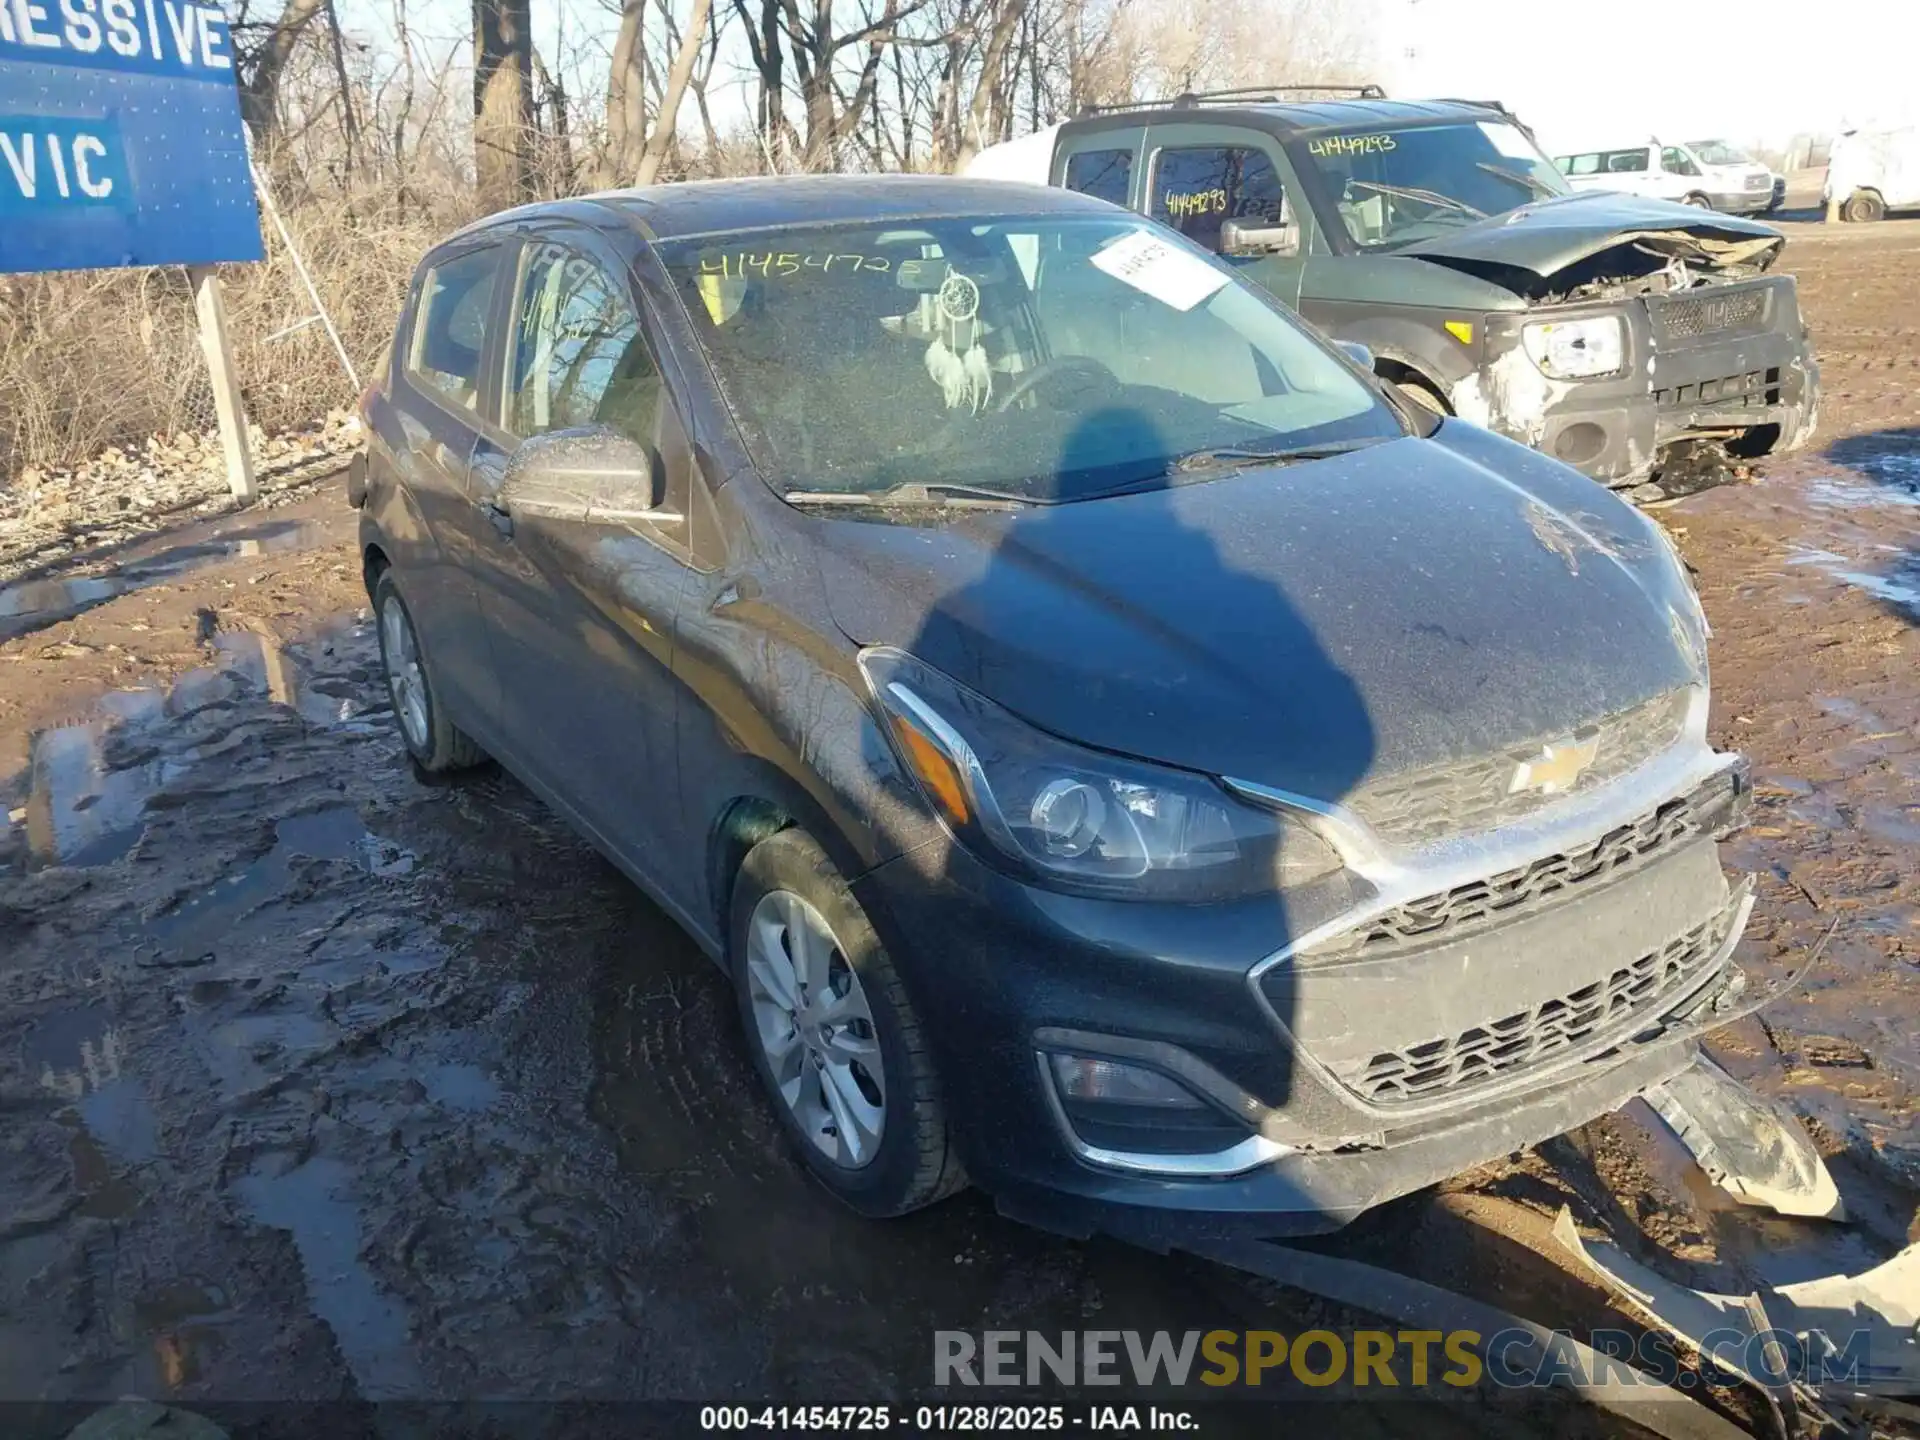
left=1410, top=201, right=1821, bottom=495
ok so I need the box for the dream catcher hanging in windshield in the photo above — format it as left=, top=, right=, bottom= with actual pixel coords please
left=924, top=270, right=992, bottom=413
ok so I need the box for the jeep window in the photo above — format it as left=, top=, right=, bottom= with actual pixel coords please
left=658, top=216, right=1401, bottom=503
left=407, top=247, right=502, bottom=412
left=1298, top=121, right=1570, bottom=250
left=1062, top=149, right=1133, bottom=207
left=1148, top=147, right=1286, bottom=252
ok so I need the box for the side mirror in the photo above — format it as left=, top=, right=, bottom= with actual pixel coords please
left=1221, top=217, right=1301, bottom=258
left=1336, top=340, right=1375, bottom=371
left=500, top=426, right=666, bottom=525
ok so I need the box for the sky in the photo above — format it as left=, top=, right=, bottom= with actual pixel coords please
left=1379, top=0, right=1920, bottom=156
left=333, top=0, right=1919, bottom=161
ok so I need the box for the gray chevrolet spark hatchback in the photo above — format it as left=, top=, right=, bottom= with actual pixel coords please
left=354, top=175, right=1757, bottom=1238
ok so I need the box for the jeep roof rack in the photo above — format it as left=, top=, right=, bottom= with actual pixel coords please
left=1077, top=83, right=1387, bottom=118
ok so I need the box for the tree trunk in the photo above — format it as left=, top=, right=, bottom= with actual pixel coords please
left=954, top=0, right=1028, bottom=172
left=634, top=0, right=713, bottom=185
left=605, top=0, right=648, bottom=185
left=239, top=0, right=330, bottom=147
left=473, top=0, right=535, bottom=211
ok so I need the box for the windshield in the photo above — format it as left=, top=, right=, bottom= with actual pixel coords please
left=657, top=216, right=1402, bottom=503
left=1688, top=140, right=1751, bottom=166
left=1298, top=120, right=1572, bottom=249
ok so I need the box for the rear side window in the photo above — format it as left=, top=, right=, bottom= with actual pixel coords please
left=407, top=247, right=501, bottom=412
left=1605, top=148, right=1650, bottom=174
left=505, top=242, right=661, bottom=444
left=1149, top=146, right=1285, bottom=252
left=1062, top=148, right=1133, bottom=206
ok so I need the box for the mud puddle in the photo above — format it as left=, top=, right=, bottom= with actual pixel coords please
left=0, top=613, right=1290, bottom=1418
left=0, top=518, right=328, bottom=643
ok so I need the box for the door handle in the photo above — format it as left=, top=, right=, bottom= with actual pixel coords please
left=480, top=499, right=514, bottom=539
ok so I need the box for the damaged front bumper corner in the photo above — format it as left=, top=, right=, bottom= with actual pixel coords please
left=1451, top=277, right=1820, bottom=489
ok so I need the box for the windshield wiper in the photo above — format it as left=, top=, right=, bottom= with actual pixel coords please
left=1475, top=161, right=1558, bottom=199
left=1077, top=438, right=1390, bottom=499
left=1347, top=179, right=1486, bottom=219
left=783, top=481, right=1039, bottom=510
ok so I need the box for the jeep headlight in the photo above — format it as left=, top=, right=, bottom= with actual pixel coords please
left=1522, top=315, right=1627, bottom=380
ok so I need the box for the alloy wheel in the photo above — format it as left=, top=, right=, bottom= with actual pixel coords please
left=745, top=888, right=887, bottom=1168
left=380, top=594, right=430, bottom=752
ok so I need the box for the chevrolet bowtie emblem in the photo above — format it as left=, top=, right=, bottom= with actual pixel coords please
left=1508, top=736, right=1600, bottom=795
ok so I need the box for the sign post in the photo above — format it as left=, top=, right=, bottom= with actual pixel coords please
left=1, top=0, right=267, bottom=499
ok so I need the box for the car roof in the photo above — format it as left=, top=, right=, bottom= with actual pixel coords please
left=442, top=174, right=1117, bottom=248
left=1063, top=97, right=1507, bottom=142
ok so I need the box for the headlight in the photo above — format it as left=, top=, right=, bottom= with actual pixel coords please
left=1522, top=315, right=1627, bottom=380
left=861, top=649, right=1343, bottom=902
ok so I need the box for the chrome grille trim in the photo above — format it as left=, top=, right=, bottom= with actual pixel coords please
left=1356, top=770, right=1740, bottom=953
left=1341, top=689, right=1693, bottom=848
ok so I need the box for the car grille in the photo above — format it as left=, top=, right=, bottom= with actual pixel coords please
left=1654, top=367, right=1781, bottom=413
left=1745, top=175, right=1769, bottom=191
left=1356, top=770, right=1739, bottom=952
left=1344, top=688, right=1692, bottom=847
left=1657, top=288, right=1767, bottom=341
left=1346, top=910, right=1730, bottom=1107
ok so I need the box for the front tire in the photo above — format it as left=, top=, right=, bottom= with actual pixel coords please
left=1682, top=191, right=1712, bottom=209
left=730, top=828, right=963, bottom=1217
left=372, top=570, right=486, bottom=773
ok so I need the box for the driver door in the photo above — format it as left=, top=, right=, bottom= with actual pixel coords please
left=1140, top=122, right=1304, bottom=311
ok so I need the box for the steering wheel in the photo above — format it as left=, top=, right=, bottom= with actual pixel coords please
left=995, top=355, right=1121, bottom=414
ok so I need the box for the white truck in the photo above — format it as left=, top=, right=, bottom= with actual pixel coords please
left=1554, top=137, right=1778, bottom=215
left=1825, top=125, right=1920, bottom=222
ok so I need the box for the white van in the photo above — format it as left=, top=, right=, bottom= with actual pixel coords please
left=1554, top=137, right=1777, bottom=215
left=1825, top=125, right=1920, bottom=221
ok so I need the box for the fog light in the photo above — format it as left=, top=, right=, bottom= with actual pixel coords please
left=1048, top=1053, right=1207, bottom=1109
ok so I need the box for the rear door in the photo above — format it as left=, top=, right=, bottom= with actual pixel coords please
left=387, top=239, right=514, bottom=729
left=466, top=226, right=699, bottom=909
left=1140, top=122, right=1304, bottom=309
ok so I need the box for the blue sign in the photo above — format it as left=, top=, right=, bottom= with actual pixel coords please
left=0, top=0, right=263, bottom=273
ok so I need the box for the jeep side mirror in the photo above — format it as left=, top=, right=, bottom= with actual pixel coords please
left=1336, top=340, right=1374, bottom=371
left=1221, top=218, right=1301, bottom=258
left=500, top=425, right=666, bottom=526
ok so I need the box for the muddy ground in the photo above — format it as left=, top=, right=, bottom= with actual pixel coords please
left=2, top=220, right=1919, bottom=1439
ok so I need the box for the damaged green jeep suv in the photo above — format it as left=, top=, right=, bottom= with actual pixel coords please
left=965, top=87, right=1820, bottom=498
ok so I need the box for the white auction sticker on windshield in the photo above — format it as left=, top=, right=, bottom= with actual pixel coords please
left=1090, top=229, right=1230, bottom=311
left=1478, top=121, right=1538, bottom=161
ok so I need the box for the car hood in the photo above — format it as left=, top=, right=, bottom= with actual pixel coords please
left=811, top=427, right=1702, bottom=808
left=1397, top=191, right=1783, bottom=288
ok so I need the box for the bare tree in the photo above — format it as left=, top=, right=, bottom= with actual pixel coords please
left=474, top=0, right=536, bottom=211
left=236, top=0, right=331, bottom=146
left=634, top=0, right=713, bottom=184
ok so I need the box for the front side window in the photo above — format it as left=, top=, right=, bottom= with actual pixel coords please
left=1148, top=146, right=1285, bottom=252
left=656, top=215, right=1402, bottom=504
left=408, top=247, right=501, bottom=412
left=1300, top=121, right=1572, bottom=249
left=1062, top=148, right=1133, bottom=207
left=506, top=243, right=661, bottom=444
left=1661, top=147, right=1701, bottom=177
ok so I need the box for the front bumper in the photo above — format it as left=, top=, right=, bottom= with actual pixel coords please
left=854, top=762, right=1756, bottom=1243
left=1456, top=275, right=1820, bottom=487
